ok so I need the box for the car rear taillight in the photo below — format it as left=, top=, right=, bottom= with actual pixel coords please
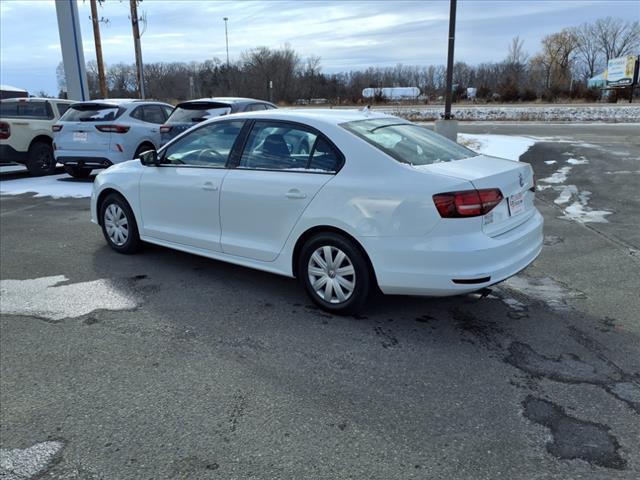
left=433, top=189, right=503, bottom=218
left=159, top=125, right=172, bottom=133
left=0, top=121, right=10, bottom=140
left=52, top=124, right=63, bottom=132
left=95, top=125, right=130, bottom=133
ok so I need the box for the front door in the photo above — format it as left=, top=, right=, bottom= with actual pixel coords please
left=139, top=120, right=245, bottom=252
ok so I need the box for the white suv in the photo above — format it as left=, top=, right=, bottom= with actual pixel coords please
left=53, top=99, right=173, bottom=178
left=0, top=97, right=75, bottom=176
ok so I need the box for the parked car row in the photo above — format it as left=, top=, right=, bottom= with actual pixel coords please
left=0, top=96, right=276, bottom=177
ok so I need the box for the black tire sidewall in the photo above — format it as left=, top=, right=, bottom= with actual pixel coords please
left=64, top=165, right=92, bottom=178
left=27, top=142, right=55, bottom=176
left=100, top=194, right=141, bottom=254
left=298, top=233, right=371, bottom=315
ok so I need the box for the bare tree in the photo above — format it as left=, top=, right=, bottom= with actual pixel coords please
left=594, top=17, right=640, bottom=62
left=506, top=36, right=528, bottom=65
left=573, top=22, right=604, bottom=79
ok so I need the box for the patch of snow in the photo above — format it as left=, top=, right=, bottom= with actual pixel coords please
left=539, top=166, right=572, bottom=184
left=457, top=134, right=535, bottom=161
left=502, top=275, right=584, bottom=310
left=566, top=157, right=589, bottom=165
left=562, top=191, right=612, bottom=223
left=554, top=184, right=578, bottom=205
left=387, top=105, right=640, bottom=122
left=0, top=165, right=27, bottom=174
left=0, top=174, right=93, bottom=198
left=605, top=170, right=640, bottom=175
left=0, top=275, right=139, bottom=321
left=544, top=160, right=557, bottom=165
left=0, top=441, right=64, bottom=480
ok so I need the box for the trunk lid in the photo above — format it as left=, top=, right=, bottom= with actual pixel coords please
left=419, top=155, right=536, bottom=236
left=55, top=103, right=122, bottom=152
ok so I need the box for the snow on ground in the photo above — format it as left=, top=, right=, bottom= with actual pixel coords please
left=538, top=157, right=612, bottom=223
left=385, top=105, right=640, bottom=122
left=458, top=134, right=535, bottom=161
left=0, top=174, right=93, bottom=198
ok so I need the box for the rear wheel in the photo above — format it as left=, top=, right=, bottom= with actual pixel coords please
left=26, top=141, right=56, bottom=176
left=298, top=232, right=371, bottom=315
left=100, top=193, right=141, bottom=254
left=64, top=165, right=92, bottom=178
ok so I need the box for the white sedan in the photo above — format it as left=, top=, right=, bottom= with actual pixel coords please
left=91, top=109, right=543, bottom=314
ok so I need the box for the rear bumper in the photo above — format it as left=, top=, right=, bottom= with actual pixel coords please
left=57, top=156, right=113, bottom=169
left=0, top=144, right=28, bottom=164
left=361, top=209, right=544, bottom=296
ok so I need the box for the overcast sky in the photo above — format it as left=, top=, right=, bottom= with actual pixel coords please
left=0, top=0, right=636, bottom=95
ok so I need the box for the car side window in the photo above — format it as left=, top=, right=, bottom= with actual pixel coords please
left=245, top=103, right=267, bottom=112
left=239, top=121, right=318, bottom=171
left=309, top=137, right=341, bottom=172
left=130, top=106, right=144, bottom=121
left=55, top=103, right=71, bottom=116
left=161, top=105, right=173, bottom=120
left=143, top=105, right=166, bottom=124
left=162, top=120, right=244, bottom=167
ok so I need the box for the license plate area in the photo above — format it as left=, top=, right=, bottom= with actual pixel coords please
left=508, top=191, right=525, bottom=216
left=73, top=132, right=88, bottom=142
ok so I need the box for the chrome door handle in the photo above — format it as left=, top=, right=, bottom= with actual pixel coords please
left=285, top=189, right=307, bottom=199
left=202, top=182, right=218, bottom=191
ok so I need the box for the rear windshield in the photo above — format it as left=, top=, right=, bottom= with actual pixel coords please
left=0, top=101, right=54, bottom=119
left=342, top=118, right=475, bottom=166
left=166, top=103, right=231, bottom=124
left=61, top=104, right=125, bottom=122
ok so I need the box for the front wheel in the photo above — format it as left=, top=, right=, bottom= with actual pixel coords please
left=100, top=193, right=141, bottom=254
left=64, top=165, right=92, bottom=178
left=298, top=232, right=371, bottom=315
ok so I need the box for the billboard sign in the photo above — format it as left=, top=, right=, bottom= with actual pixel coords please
left=606, top=55, right=639, bottom=87
left=362, top=87, right=420, bottom=100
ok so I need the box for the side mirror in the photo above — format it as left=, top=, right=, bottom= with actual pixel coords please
left=139, top=150, right=159, bottom=166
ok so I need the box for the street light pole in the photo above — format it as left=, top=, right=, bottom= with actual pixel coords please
left=443, top=0, right=457, bottom=120
left=223, top=17, right=230, bottom=67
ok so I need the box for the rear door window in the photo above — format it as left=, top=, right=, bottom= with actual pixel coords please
left=166, top=102, right=231, bottom=124
left=61, top=104, right=124, bottom=122
left=142, top=105, right=166, bottom=124
left=0, top=101, right=53, bottom=119
left=55, top=103, right=72, bottom=116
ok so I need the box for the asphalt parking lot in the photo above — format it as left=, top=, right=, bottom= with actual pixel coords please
left=1, top=123, right=639, bottom=479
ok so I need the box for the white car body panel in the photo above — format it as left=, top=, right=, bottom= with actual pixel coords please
left=91, top=109, right=543, bottom=297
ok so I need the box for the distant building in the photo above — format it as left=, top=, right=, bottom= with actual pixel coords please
left=362, top=87, right=420, bottom=101
left=0, top=84, right=29, bottom=100
left=587, top=71, right=607, bottom=89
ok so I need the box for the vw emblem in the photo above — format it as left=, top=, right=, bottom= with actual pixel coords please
left=518, top=173, right=524, bottom=188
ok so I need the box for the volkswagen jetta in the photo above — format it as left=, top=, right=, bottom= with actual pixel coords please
left=91, top=109, right=543, bottom=314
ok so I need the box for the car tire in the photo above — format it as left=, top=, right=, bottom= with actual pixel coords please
left=64, top=165, right=92, bottom=178
left=100, top=193, right=141, bottom=254
left=298, top=232, right=371, bottom=315
left=26, top=141, right=56, bottom=176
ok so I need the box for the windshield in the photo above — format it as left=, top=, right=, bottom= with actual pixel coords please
left=342, top=118, right=476, bottom=166
left=167, top=103, right=231, bottom=124
left=61, top=104, right=124, bottom=122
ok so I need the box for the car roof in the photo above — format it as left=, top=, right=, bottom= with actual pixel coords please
left=183, top=97, right=272, bottom=105
left=209, top=108, right=397, bottom=127
left=72, top=99, right=171, bottom=107
left=0, top=97, right=75, bottom=103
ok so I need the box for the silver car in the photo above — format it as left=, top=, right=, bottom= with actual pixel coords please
left=53, top=99, right=173, bottom=178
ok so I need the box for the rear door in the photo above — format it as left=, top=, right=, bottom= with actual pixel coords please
left=219, top=120, right=340, bottom=261
left=55, top=103, right=121, bottom=153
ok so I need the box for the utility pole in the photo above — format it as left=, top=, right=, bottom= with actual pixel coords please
left=223, top=17, right=230, bottom=67
left=90, top=0, right=108, bottom=98
left=129, top=0, right=145, bottom=99
left=434, top=0, right=458, bottom=141
left=443, top=0, right=457, bottom=120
